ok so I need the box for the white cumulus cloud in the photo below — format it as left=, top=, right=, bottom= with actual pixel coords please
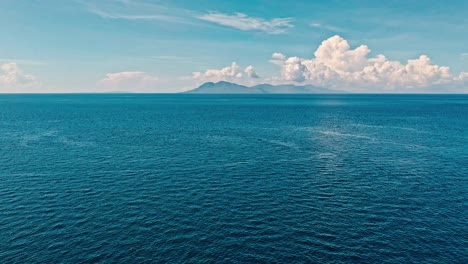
left=191, top=62, right=260, bottom=85
left=99, top=71, right=160, bottom=92
left=271, top=35, right=466, bottom=92
left=0, top=63, right=39, bottom=93
left=244, top=65, right=259, bottom=78
left=198, top=12, right=294, bottom=34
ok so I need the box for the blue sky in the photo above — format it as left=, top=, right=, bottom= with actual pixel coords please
left=0, top=0, right=466, bottom=93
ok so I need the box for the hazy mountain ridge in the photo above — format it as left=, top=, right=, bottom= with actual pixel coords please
left=185, top=81, right=342, bottom=94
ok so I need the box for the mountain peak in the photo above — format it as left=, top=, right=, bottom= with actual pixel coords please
left=185, top=81, right=341, bottom=94
left=215, top=81, right=230, bottom=85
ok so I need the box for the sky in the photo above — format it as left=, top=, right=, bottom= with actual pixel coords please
left=0, top=0, right=466, bottom=93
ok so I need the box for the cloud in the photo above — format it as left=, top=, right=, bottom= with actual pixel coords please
left=0, top=63, right=39, bottom=93
left=81, top=0, right=191, bottom=24
left=272, top=53, right=286, bottom=61
left=271, top=35, right=466, bottom=92
left=310, top=23, right=346, bottom=33
left=197, top=12, right=294, bottom=34
left=90, top=7, right=177, bottom=21
left=99, top=71, right=160, bottom=92
left=244, top=65, right=259, bottom=78
left=191, top=62, right=260, bottom=85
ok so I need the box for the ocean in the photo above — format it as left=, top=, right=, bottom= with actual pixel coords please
left=1, top=94, right=467, bottom=263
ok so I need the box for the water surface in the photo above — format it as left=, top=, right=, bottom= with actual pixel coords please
left=1, top=94, right=467, bottom=263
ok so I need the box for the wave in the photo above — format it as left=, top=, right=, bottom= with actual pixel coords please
left=318, top=130, right=373, bottom=140
left=267, top=140, right=300, bottom=150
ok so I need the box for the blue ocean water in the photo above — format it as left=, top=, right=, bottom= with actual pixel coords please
left=0, top=94, right=467, bottom=263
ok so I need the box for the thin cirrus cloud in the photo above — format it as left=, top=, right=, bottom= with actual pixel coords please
left=0, top=63, right=39, bottom=93
left=80, top=0, right=193, bottom=24
left=81, top=1, right=294, bottom=33
left=86, top=5, right=185, bottom=23
left=197, top=12, right=294, bottom=34
left=90, top=8, right=176, bottom=21
left=310, top=23, right=347, bottom=33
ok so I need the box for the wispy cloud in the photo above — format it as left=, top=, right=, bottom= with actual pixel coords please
left=88, top=6, right=179, bottom=22
left=310, top=23, right=346, bottom=33
left=81, top=1, right=293, bottom=33
left=197, top=12, right=294, bottom=34
left=78, top=0, right=192, bottom=24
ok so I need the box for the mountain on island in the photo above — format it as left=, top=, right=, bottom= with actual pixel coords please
left=185, top=81, right=342, bottom=94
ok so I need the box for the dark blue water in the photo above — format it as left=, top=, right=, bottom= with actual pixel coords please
left=1, top=94, right=467, bottom=263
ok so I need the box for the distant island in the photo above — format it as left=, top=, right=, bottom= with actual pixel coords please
left=184, top=81, right=343, bottom=94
